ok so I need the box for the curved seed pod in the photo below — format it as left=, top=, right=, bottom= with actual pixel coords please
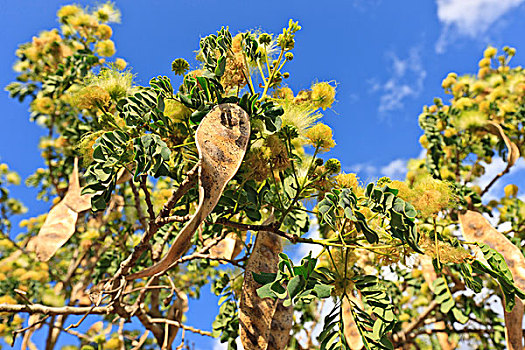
left=127, top=103, right=250, bottom=279
left=485, top=121, right=520, bottom=167
left=342, top=294, right=364, bottom=350
left=209, top=231, right=245, bottom=261
left=240, top=217, right=293, bottom=350
left=29, top=158, right=92, bottom=261
left=420, top=255, right=456, bottom=350
left=460, top=210, right=524, bottom=350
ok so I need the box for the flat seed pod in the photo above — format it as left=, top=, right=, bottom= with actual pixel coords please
left=63, top=158, right=93, bottom=213
left=30, top=202, right=78, bottom=262
left=127, top=103, right=250, bottom=279
left=209, top=232, right=240, bottom=261
left=240, top=219, right=293, bottom=350
left=342, top=295, right=364, bottom=350
left=486, top=121, right=520, bottom=167
left=460, top=210, right=525, bottom=350
left=29, top=158, right=92, bottom=261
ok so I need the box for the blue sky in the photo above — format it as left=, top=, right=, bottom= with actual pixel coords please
left=2, top=0, right=525, bottom=348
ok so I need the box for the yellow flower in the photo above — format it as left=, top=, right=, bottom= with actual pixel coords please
left=443, top=128, right=457, bottom=138
left=504, top=184, right=518, bottom=198
left=441, top=73, right=457, bottom=89
left=478, top=57, right=491, bottom=68
left=456, top=110, right=488, bottom=130
left=311, top=82, right=336, bottom=110
left=304, top=123, right=336, bottom=153
left=6, top=172, right=21, bottom=185
left=484, top=46, right=497, bottom=58
left=73, top=86, right=110, bottom=109
left=95, top=24, right=112, bottom=40
left=472, top=81, right=487, bottom=94
left=274, top=87, right=294, bottom=100
left=57, top=5, right=83, bottom=21
left=419, top=134, right=429, bottom=148
left=334, top=172, right=359, bottom=190
left=95, top=3, right=121, bottom=23
left=115, top=58, right=127, bottom=70
left=32, top=96, right=54, bottom=114
left=265, top=135, right=290, bottom=171
left=68, top=13, right=98, bottom=28
left=0, top=295, right=17, bottom=304
left=453, top=97, right=473, bottom=109
left=95, top=40, right=116, bottom=57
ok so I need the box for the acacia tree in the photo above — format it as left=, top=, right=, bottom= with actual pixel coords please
left=2, top=3, right=525, bottom=350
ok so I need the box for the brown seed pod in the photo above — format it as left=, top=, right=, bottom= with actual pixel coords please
left=127, top=103, right=250, bottom=279
left=460, top=210, right=525, bottom=350
left=239, top=218, right=293, bottom=350
left=29, top=158, right=92, bottom=261
left=342, top=294, right=364, bottom=350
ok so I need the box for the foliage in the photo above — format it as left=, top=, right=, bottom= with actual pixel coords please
left=2, top=3, right=525, bottom=350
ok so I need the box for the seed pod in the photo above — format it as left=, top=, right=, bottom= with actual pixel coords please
left=460, top=210, right=525, bottom=350
left=239, top=217, right=293, bottom=350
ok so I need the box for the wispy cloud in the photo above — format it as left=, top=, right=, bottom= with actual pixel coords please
left=346, top=157, right=409, bottom=182
left=435, top=0, right=525, bottom=53
left=369, top=48, right=426, bottom=114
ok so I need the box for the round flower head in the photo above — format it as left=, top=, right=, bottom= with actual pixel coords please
left=484, top=46, right=497, bottom=58
left=95, top=3, right=121, bottom=23
left=95, top=40, right=116, bottom=57
left=305, top=123, right=336, bottom=153
left=171, top=58, right=190, bottom=76
left=57, top=5, right=83, bottom=23
left=73, top=86, right=110, bottom=110
left=504, top=184, right=519, bottom=198
left=115, top=58, right=127, bottom=70
left=334, top=172, right=359, bottom=190
left=95, top=24, right=112, bottom=40
left=311, top=82, right=336, bottom=110
left=32, top=96, right=54, bottom=114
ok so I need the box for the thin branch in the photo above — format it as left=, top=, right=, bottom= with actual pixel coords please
left=150, top=318, right=213, bottom=337
left=0, top=303, right=112, bottom=315
left=129, top=179, right=147, bottom=229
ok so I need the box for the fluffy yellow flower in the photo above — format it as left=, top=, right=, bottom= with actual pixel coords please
left=115, top=58, right=127, bottom=70
left=57, top=5, right=83, bottom=20
left=0, top=295, right=17, bottom=304
left=334, top=172, right=359, bottom=190
left=484, top=46, right=497, bottom=58
left=504, top=184, right=519, bottom=198
left=311, top=82, right=336, bottom=110
left=453, top=97, right=473, bottom=109
left=305, top=123, right=336, bottom=153
left=32, top=96, right=54, bottom=114
left=95, top=24, right=112, bottom=40
left=73, top=86, right=110, bottom=109
left=441, top=73, right=457, bottom=89
left=478, top=57, right=491, bottom=68
left=95, top=39, right=116, bottom=57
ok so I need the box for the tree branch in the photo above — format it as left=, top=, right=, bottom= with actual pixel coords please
left=0, top=303, right=113, bottom=315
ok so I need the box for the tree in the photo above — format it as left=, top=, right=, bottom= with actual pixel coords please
left=2, top=2, right=525, bottom=349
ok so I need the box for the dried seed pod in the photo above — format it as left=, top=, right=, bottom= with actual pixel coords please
left=29, top=158, right=92, bottom=261
left=342, top=294, right=364, bottom=350
left=485, top=121, right=520, bottom=167
left=460, top=210, right=525, bottom=350
left=240, top=218, right=293, bottom=350
left=127, top=104, right=250, bottom=279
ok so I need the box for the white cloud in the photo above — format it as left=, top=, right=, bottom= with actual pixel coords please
left=380, top=159, right=407, bottom=180
left=370, top=49, right=426, bottom=113
left=435, top=0, right=525, bottom=53
left=346, top=158, right=409, bottom=181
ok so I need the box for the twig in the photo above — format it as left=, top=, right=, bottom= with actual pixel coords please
left=150, top=318, right=213, bottom=337
left=0, top=303, right=112, bottom=315
left=131, top=330, right=150, bottom=350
